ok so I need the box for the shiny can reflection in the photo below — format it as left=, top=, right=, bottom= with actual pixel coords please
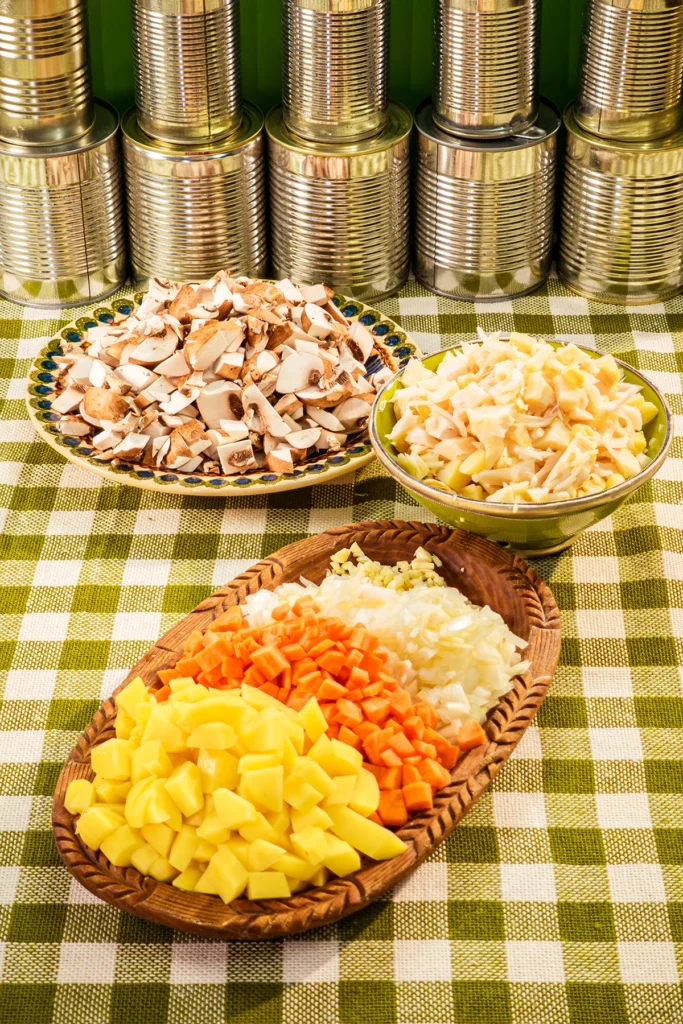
left=267, top=102, right=411, bottom=302
left=414, top=99, right=559, bottom=301
left=122, top=101, right=267, bottom=286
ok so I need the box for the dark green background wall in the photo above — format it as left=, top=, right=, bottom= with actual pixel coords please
left=89, top=0, right=586, bottom=120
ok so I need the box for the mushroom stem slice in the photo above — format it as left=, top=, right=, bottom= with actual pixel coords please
left=217, top=440, right=258, bottom=475
left=264, top=447, right=295, bottom=474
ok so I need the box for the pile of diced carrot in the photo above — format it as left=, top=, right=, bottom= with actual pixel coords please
left=157, top=596, right=487, bottom=829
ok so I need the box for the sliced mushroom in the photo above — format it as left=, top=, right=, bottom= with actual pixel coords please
left=91, top=427, right=122, bottom=450
left=115, top=364, right=159, bottom=392
left=88, top=360, right=109, bottom=389
left=153, top=436, right=171, bottom=466
left=184, top=321, right=233, bottom=371
left=217, top=439, right=257, bottom=475
left=302, top=303, right=333, bottom=340
left=294, top=338, right=320, bottom=356
left=334, top=396, right=372, bottom=431
left=276, top=279, right=304, bottom=305
left=264, top=447, right=295, bottom=474
left=159, top=386, right=201, bottom=416
left=276, top=353, right=324, bottom=394
left=197, top=380, right=242, bottom=429
left=58, top=417, right=91, bottom=437
left=325, top=300, right=351, bottom=328
left=305, top=406, right=345, bottom=432
left=347, top=321, right=375, bottom=363
left=168, top=284, right=198, bottom=324
left=242, top=383, right=290, bottom=438
left=316, top=428, right=347, bottom=451
left=285, top=427, right=321, bottom=450
left=245, top=281, right=285, bottom=305
left=112, top=433, right=150, bottom=461
left=52, top=385, right=85, bottom=415
left=295, top=383, right=352, bottom=408
left=128, top=330, right=179, bottom=367
left=267, top=322, right=297, bottom=350
left=300, top=284, right=329, bottom=306
left=242, top=349, right=279, bottom=383
left=274, top=393, right=304, bottom=419
left=153, top=349, right=191, bottom=378
left=256, top=372, right=278, bottom=399
left=139, top=377, right=176, bottom=405
left=218, top=419, right=250, bottom=441
left=81, top=387, right=129, bottom=425
left=214, top=351, right=244, bottom=380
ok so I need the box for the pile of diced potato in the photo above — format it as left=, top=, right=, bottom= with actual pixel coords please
left=64, top=675, right=407, bottom=904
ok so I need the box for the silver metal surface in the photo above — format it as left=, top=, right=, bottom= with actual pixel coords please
left=122, top=101, right=267, bottom=286
left=559, top=105, right=683, bottom=304
left=131, top=0, right=241, bottom=145
left=0, top=0, right=93, bottom=146
left=282, top=0, right=389, bottom=142
left=0, top=100, right=126, bottom=308
left=433, top=0, right=539, bottom=139
left=267, top=102, right=411, bottom=302
left=414, top=99, right=558, bottom=301
left=576, top=0, right=683, bottom=141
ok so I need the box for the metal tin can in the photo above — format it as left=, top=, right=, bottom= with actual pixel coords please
left=414, top=98, right=558, bottom=302
left=122, top=101, right=267, bottom=286
left=131, top=0, right=241, bottom=145
left=559, top=105, right=683, bottom=304
left=0, top=0, right=93, bottom=146
left=282, top=0, right=389, bottom=142
left=267, top=102, right=411, bottom=302
left=433, top=0, right=539, bottom=139
left=576, top=0, right=683, bottom=141
left=0, top=100, right=126, bottom=308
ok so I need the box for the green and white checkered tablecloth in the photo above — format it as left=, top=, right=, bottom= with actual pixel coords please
left=1, top=274, right=683, bottom=1024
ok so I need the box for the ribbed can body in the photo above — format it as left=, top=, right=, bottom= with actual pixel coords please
left=122, top=102, right=267, bottom=286
left=283, top=0, right=389, bottom=142
left=576, top=0, right=683, bottom=141
left=131, top=0, right=241, bottom=145
left=0, top=0, right=93, bottom=146
left=434, top=0, right=538, bottom=139
left=0, top=101, right=126, bottom=307
left=559, top=106, right=683, bottom=304
left=267, top=103, right=411, bottom=302
left=414, top=100, right=558, bottom=301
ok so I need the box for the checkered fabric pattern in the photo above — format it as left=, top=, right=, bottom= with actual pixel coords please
left=1, top=273, right=682, bottom=1024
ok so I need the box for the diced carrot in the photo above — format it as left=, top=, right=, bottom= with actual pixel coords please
left=418, top=758, right=451, bottom=790
left=210, top=606, right=244, bottom=632
left=368, top=812, right=383, bottom=825
left=338, top=725, right=362, bottom=750
left=321, top=703, right=338, bottom=724
left=280, top=643, right=307, bottom=662
left=356, top=721, right=381, bottom=740
left=317, top=679, right=348, bottom=701
left=336, top=698, right=364, bottom=727
left=380, top=748, right=403, bottom=769
left=250, top=644, right=290, bottom=681
left=316, top=650, right=346, bottom=675
left=242, top=664, right=265, bottom=688
left=345, top=648, right=364, bottom=669
left=402, top=764, right=422, bottom=786
left=458, top=720, right=487, bottom=751
left=362, top=697, right=391, bottom=723
left=270, top=604, right=289, bottom=622
left=286, top=692, right=309, bottom=711
left=327, top=724, right=341, bottom=739
left=348, top=666, right=370, bottom=690
left=299, top=671, right=323, bottom=692
left=379, top=766, right=402, bottom=790
left=279, top=666, right=292, bottom=691
left=234, top=637, right=259, bottom=660
left=361, top=682, right=384, bottom=698
left=260, top=682, right=279, bottom=699
left=184, top=630, right=204, bottom=655
left=388, top=689, right=412, bottom=719
left=197, top=665, right=222, bottom=687
left=292, top=596, right=319, bottom=616
left=439, top=744, right=459, bottom=769
left=175, top=656, right=201, bottom=678
left=384, top=719, right=402, bottom=736
left=363, top=732, right=389, bottom=767
left=221, top=656, right=244, bottom=679
left=292, top=658, right=318, bottom=679
left=378, top=789, right=408, bottom=827
left=157, top=668, right=182, bottom=685
left=412, top=740, right=437, bottom=759
left=403, top=715, right=425, bottom=741
left=326, top=619, right=351, bottom=641
left=388, top=732, right=415, bottom=760
left=154, top=684, right=171, bottom=702
left=415, top=703, right=440, bottom=728
left=360, top=653, right=385, bottom=679
left=403, top=755, right=422, bottom=766
left=347, top=626, right=378, bottom=653
left=307, top=638, right=335, bottom=658
left=343, top=687, right=364, bottom=703
left=403, top=781, right=433, bottom=812
left=363, top=763, right=385, bottom=782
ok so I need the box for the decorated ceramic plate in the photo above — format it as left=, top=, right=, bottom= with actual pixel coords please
left=25, top=289, right=420, bottom=497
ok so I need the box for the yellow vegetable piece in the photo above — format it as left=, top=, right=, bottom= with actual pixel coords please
left=241, top=711, right=286, bottom=752
left=124, top=777, right=155, bottom=829
left=225, top=837, right=251, bottom=870
left=287, top=876, right=311, bottom=894
left=141, top=822, right=175, bottom=859
left=95, top=778, right=131, bottom=804
left=186, top=722, right=236, bottom=750
left=115, top=676, right=151, bottom=719
left=131, top=843, right=159, bottom=875
left=141, top=779, right=182, bottom=830
left=238, top=752, right=283, bottom=773
left=247, top=872, right=291, bottom=900
left=290, top=826, right=327, bottom=866
left=438, top=460, right=470, bottom=493
left=460, top=483, right=486, bottom=501
left=64, top=779, right=96, bottom=815
left=194, top=840, right=218, bottom=862
left=148, top=856, right=178, bottom=883
left=100, top=824, right=145, bottom=867
left=272, top=852, right=319, bottom=882
left=195, top=814, right=231, bottom=846
left=172, top=866, right=203, bottom=892
left=349, top=768, right=380, bottom=818
left=169, top=676, right=194, bottom=693
left=283, top=775, right=323, bottom=813
left=323, top=776, right=356, bottom=808
left=208, top=846, right=248, bottom=904
left=115, top=707, right=136, bottom=740
left=131, top=740, right=173, bottom=784
left=164, top=761, right=204, bottom=818
left=178, top=694, right=254, bottom=734
left=238, top=811, right=282, bottom=846
left=76, top=806, right=125, bottom=850
left=213, top=788, right=257, bottom=829
left=460, top=449, right=486, bottom=476
left=194, top=862, right=220, bottom=895
left=282, top=735, right=298, bottom=769
left=247, top=838, right=285, bottom=872
left=309, top=736, right=362, bottom=777
left=91, top=738, right=132, bottom=781
left=298, top=697, right=327, bottom=743
left=283, top=719, right=305, bottom=755
left=327, top=806, right=407, bottom=861
left=168, top=684, right=208, bottom=704
left=321, top=833, right=361, bottom=877
left=239, top=766, right=284, bottom=814
left=134, top=701, right=153, bottom=732
left=291, top=759, right=335, bottom=798
left=290, top=805, right=333, bottom=833
left=241, top=682, right=282, bottom=711
left=265, top=806, right=291, bottom=836
left=169, top=825, right=200, bottom=872
left=308, top=866, right=329, bottom=887
left=197, top=749, right=239, bottom=794
left=141, top=707, right=186, bottom=753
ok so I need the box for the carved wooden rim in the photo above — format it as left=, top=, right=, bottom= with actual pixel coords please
left=52, top=521, right=562, bottom=940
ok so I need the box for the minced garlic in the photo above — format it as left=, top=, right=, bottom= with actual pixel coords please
left=330, top=543, right=445, bottom=589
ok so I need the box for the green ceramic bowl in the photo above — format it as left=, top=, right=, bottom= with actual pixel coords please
left=370, top=342, right=673, bottom=556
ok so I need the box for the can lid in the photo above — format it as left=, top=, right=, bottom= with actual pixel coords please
left=289, top=0, right=379, bottom=9
left=266, top=102, right=412, bottom=154
left=122, top=101, right=264, bottom=156
left=415, top=99, right=561, bottom=150
left=0, top=100, right=118, bottom=158
left=564, top=103, right=683, bottom=153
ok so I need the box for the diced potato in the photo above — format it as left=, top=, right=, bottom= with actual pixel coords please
left=131, top=740, right=173, bottom=784
left=287, top=876, right=311, bottom=894
left=186, top=722, right=236, bottom=750
left=164, top=761, right=204, bottom=818
left=197, top=749, right=239, bottom=794
left=172, top=866, right=203, bottom=891
left=95, top=778, right=131, bottom=804
left=178, top=694, right=255, bottom=734
left=209, top=846, right=248, bottom=904
left=91, top=738, right=132, bottom=781
left=115, top=676, right=151, bottom=719
left=323, top=776, right=356, bottom=808
left=141, top=822, right=175, bottom=859
left=239, top=766, right=284, bottom=814
left=141, top=779, right=182, bottom=830
left=238, top=752, right=283, bottom=773
left=225, top=837, right=250, bottom=870
left=115, top=707, right=136, bottom=740
left=64, top=779, right=96, bottom=815
left=194, top=862, right=220, bottom=895
left=100, top=824, right=145, bottom=867
left=272, top=852, right=319, bottom=882
left=76, top=806, right=125, bottom=850
left=309, top=737, right=362, bottom=777
left=349, top=768, right=380, bottom=818
left=283, top=775, right=323, bottom=813
left=282, top=735, right=298, bottom=769
left=169, top=825, right=200, bottom=872
left=169, top=676, right=194, bottom=693
left=195, top=814, right=231, bottom=846
left=298, top=697, right=327, bottom=743
left=214, top=788, right=257, bottom=829
left=194, top=840, right=218, bottom=862
left=148, top=856, right=178, bottom=883
left=168, top=684, right=208, bottom=704
left=131, top=842, right=159, bottom=875
left=238, top=811, right=281, bottom=845
left=247, top=872, right=291, bottom=900
left=283, top=719, right=305, bottom=755
left=308, top=866, right=329, bottom=887
left=125, top=777, right=156, bottom=829
left=321, top=833, right=361, bottom=877
left=242, top=711, right=286, bottom=753
left=265, top=806, right=290, bottom=836
left=291, top=759, right=335, bottom=798
left=141, top=707, right=186, bottom=753
left=327, top=806, right=407, bottom=861
left=290, top=826, right=327, bottom=866
left=290, top=805, right=333, bottom=833
left=135, top=701, right=154, bottom=732
left=241, top=682, right=282, bottom=711
left=247, top=838, right=285, bottom=872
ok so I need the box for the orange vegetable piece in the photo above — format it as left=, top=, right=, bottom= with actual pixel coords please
left=458, top=720, right=487, bottom=751
left=184, top=630, right=204, bottom=655
left=317, top=679, right=348, bottom=701
left=361, top=682, right=383, bottom=698
left=308, top=638, right=335, bottom=658
left=221, top=656, right=244, bottom=679
left=379, top=766, right=402, bottom=790
left=210, top=606, right=244, bottom=632
left=154, top=684, right=171, bottom=703
left=378, top=790, right=408, bottom=827
left=260, top=682, right=279, bottom=699
left=348, top=666, right=370, bottom=689
left=362, top=697, right=391, bottom=723
left=336, top=698, right=363, bottom=727
left=356, top=721, right=381, bottom=740
left=316, top=650, right=346, bottom=675
left=402, top=764, right=422, bottom=786
left=197, top=665, right=223, bottom=688
left=412, top=740, right=437, bottom=759
left=439, top=744, right=459, bottom=769
left=157, top=669, right=182, bottom=685
left=380, top=748, right=403, bottom=769
left=175, top=656, right=201, bottom=678
left=388, top=732, right=415, bottom=760
left=250, top=644, right=290, bottom=681
left=338, top=725, right=362, bottom=751
left=418, top=758, right=451, bottom=790
left=403, top=781, right=433, bottom=812
left=270, top=605, right=289, bottom=622
left=280, top=643, right=307, bottom=662
left=403, top=715, right=425, bottom=741
left=242, top=664, right=265, bottom=688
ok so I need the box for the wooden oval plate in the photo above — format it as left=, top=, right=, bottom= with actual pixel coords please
left=52, top=521, right=561, bottom=940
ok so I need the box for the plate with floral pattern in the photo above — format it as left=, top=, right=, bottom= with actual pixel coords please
left=25, top=290, right=420, bottom=497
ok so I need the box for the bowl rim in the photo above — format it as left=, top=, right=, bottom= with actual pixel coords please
left=369, top=337, right=674, bottom=520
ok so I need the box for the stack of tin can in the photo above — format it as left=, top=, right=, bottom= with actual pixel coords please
left=267, top=0, right=411, bottom=302
left=123, top=0, right=267, bottom=286
left=0, top=1, right=126, bottom=306
left=415, top=0, right=559, bottom=302
left=559, top=0, right=683, bottom=304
